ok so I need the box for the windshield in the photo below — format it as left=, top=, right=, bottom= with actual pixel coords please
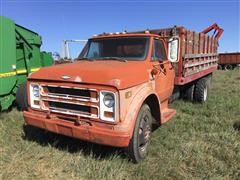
left=78, top=37, right=149, bottom=61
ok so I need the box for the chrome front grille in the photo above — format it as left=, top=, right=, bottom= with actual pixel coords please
left=39, top=84, right=99, bottom=119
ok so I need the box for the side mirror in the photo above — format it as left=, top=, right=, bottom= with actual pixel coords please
left=52, top=52, right=61, bottom=61
left=168, top=37, right=179, bottom=62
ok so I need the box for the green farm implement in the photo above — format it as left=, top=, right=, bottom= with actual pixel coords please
left=0, top=16, right=53, bottom=111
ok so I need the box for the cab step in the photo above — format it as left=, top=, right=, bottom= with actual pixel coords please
left=161, top=108, right=176, bottom=124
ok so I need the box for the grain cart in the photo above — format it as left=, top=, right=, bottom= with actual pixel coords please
left=23, top=23, right=223, bottom=162
left=0, top=16, right=53, bottom=111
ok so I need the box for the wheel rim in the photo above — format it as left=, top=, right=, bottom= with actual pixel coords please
left=203, top=86, right=207, bottom=101
left=138, top=115, right=151, bottom=153
left=225, top=64, right=232, bottom=70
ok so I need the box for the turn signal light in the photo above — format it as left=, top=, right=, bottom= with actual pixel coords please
left=34, top=100, right=40, bottom=106
left=104, top=111, right=114, bottom=118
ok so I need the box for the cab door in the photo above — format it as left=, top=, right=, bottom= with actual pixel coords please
left=150, top=38, right=175, bottom=102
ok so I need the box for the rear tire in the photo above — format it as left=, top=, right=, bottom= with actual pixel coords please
left=194, top=77, right=210, bottom=103
left=224, top=64, right=233, bottom=70
left=183, top=83, right=195, bottom=101
left=16, top=82, right=28, bottom=110
left=125, top=104, right=152, bottom=163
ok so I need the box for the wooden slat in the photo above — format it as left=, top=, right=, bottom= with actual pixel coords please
left=184, top=59, right=218, bottom=68
left=194, top=32, right=199, bottom=54
left=184, top=64, right=218, bottom=77
left=198, top=33, right=201, bottom=54
left=186, top=31, right=190, bottom=54
left=205, top=36, right=208, bottom=53
left=184, top=53, right=218, bottom=59
left=190, top=31, right=194, bottom=54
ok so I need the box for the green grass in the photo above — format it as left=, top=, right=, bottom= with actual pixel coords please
left=0, top=70, right=240, bottom=179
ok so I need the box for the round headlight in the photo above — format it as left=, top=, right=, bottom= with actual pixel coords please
left=103, top=93, right=115, bottom=108
left=33, top=85, right=39, bottom=97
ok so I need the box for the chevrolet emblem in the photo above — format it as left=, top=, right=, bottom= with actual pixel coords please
left=61, top=75, right=71, bottom=80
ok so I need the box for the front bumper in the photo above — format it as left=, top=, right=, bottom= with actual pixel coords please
left=23, top=111, right=130, bottom=147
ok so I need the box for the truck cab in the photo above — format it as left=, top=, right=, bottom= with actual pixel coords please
left=23, top=31, right=177, bottom=162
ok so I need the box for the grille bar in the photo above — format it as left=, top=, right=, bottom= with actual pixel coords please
left=41, top=85, right=98, bottom=102
left=49, top=107, right=98, bottom=119
left=48, top=86, right=90, bottom=96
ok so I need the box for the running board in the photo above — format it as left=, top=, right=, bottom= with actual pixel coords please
left=161, top=108, right=176, bottom=124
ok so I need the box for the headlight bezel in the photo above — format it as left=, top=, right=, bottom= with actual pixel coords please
left=100, top=91, right=118, bottom=122
left=29, top=83, right=41, bottom=109
left=32, top=84, right=40, bottom=98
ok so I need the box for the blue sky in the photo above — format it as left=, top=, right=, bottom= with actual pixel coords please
left=1, top=0, right=239, bottom=58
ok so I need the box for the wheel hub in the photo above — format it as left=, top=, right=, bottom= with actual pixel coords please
left=138, top=116, right=151, bottom=152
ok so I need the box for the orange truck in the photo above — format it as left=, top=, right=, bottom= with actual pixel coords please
left=23, top=24, right=223, bottom=162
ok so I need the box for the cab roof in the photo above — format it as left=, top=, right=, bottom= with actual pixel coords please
left=90, top=33, right=159, bottom=40
left=90, top=26, right=182, bottom=40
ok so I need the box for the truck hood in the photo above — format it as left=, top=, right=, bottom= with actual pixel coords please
left=29, top=60, right=150, bottom=89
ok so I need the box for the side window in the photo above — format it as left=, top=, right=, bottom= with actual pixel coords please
left=151, top=39, right=167, bottom=61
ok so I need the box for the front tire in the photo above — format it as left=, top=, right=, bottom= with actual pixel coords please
left=125, top=104, right=152, bottom=163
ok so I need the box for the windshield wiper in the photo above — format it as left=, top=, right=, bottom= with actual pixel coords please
left=75, top=57, right=127, bottom=62
left=101, top=57, right=128, bottom=62
left=75, top=57, right=94, bottom=61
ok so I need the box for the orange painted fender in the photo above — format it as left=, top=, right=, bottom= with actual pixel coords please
left=117, top=82, right=161, bottom=138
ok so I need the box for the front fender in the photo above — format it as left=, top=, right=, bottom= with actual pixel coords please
left=117, top=82, right=160, bottom=138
